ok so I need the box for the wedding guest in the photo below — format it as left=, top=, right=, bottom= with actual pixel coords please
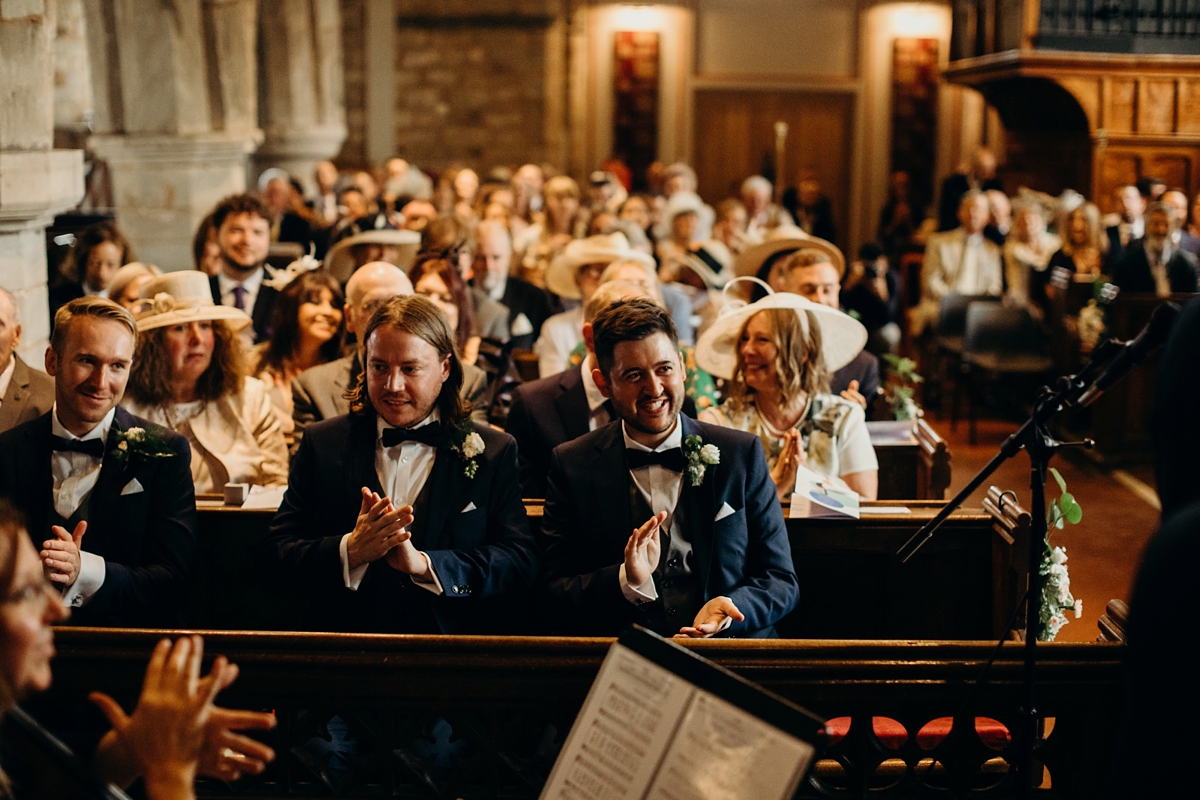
left=1103, top=184, right=1147, bottom=266
left=732, top=226, right=842, bottom=300
left=515, top=175, right=588, bottom=289
left=1159, top=188, right=1200, bottom=255
left=840, top=243, right=903, bottom=356
left=937, top=147, right=1002, bottom=232
left=49, top=222, right=135, bottom=317
left=539, top=298, right=798, bottom=637
left=0, top=297, right=195, bottom=626
left=713, top=198, right=751, bottom=254
left=123, top=272, right=288, bottom=493
left=106, top=263, right=162, bottom=312
left=206, top=194, right=278, bottom=344
left=409, top=256, right=486, bottom=365
left=1048, top=202, right=1105, bottom=280
left=420, top=217, right=509, bottom=345
left=192, top=214, right=223, bottom=277
left=655, top=192, right=730, bottom=280
left=697, top=291, right=877, bottom=500
left=0, top=507, right=276, bottom=795
left=1004, top=199, right=1062, bottom=318
left=618, top=194, right=652, bottom=238
left=0, top=288, right=55, bottom=434
left=263, top=294, right=538, bottom=634
left=252, top=269, right=346, bottom=437
left=1112, top=202, right=1200, bottom=296
left=474, top=220, right=554, bottom=352
left=783, top=171, right=836, bottom=243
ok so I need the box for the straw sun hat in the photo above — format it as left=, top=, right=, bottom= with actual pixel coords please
left=133, top=270, right=251, bottom=332
left=324, top=228, right=422, bottom=283
left=694, top=278, right=866, bottom=381
left=732, top=226, right=845, bottom=281
left=545, top=233, right=656, bottom=300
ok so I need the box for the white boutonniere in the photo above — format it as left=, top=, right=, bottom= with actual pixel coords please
left=683, top=435, right=720, bottom=487
left=112, top=426, right=176, bottom=465
left=451, top=421, right=485, bottom=479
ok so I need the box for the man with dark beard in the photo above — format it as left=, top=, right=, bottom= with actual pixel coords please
left=538, top=298, right=797, bottom=638
left=1112, top=202, right=1199, bottom=296
left=207, top=193, right=278, bottom=343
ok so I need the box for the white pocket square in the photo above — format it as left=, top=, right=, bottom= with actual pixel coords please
left=714, top=502, right=737, bottom=522
left=120, top=478, right=144, bottom=496
left=461, top=502, right=477, bottom=513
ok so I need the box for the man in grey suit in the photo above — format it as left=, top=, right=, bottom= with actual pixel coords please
left=0, top=288, right=54, bottom=434
left=291, top=262, right=488, bottom=454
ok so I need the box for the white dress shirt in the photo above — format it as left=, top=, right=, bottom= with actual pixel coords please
left=0, top=356, right=15, bottom=411
left=49, top=404, right=109, bottom=608
left=580, top=355, right=611, bottom=431
left=216, top=267, right=265, bottom=318
left=338, top=411, right=444, bottom=594
left=618, top=417, right=684, bottom=604
left=533, top=307, right=584, bottom=378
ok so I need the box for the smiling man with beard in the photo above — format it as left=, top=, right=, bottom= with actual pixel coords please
left=1112, top=201, right=1200, bottom=296
left=538, top=298, right=798, bottom=638
left=263, top=294, right=537, bottom=633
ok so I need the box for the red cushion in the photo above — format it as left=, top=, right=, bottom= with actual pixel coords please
left=824, top=716, right=1011, bottom=751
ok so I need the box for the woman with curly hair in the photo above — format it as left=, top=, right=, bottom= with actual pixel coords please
left=49, top=221, right=135, bottom=316
left=122, top=271, right=288, bottom=492
left=696, top=290, right=877, bottom=501
left=252, top=269, right=345, bottom=435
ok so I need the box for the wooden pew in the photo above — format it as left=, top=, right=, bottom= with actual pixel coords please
left=188, top=488, right=1029, bottom=640
left=42, top=628, right=1125, bottom=799
left=870, top=418, right=952, bottom=500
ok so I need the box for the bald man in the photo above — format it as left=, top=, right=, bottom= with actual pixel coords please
left=475, top=220, right=554, bottom=351
left=290, top=262, right=490, bottom=455
left=0, top=288, right=54, bottom=433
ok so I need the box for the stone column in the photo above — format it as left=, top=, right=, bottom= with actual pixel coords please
left=254, top=0, right=346, bottom=193
left=83, top=0, right=262, bottom=271
left=0, top=0, right=86, bottom=363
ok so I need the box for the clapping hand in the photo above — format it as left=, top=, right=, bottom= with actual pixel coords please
left=840, top=379, right=868, bottom=410
left=346, top=488, right=414, bottom=570
left=769, top=429, right=804, bottom=502
left=674, top=596, right=745, bottom=638
left=625, top=511, right=667, bottom=588
left=42, top=521, right=86, bottom=586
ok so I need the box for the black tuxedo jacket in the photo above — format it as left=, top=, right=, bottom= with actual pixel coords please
left=539, top=415, right=798, bottom=637
left=261, top=412, right=539, bottom=634
left=1112, top=240, right=1200, bottom=294
left=0, top=408, right=196, bottom=627
left=208, top=274, right=279, bottom=344
left=507, top=366, right=701, bottom=499
left=499, top=276, right=555, bottom=351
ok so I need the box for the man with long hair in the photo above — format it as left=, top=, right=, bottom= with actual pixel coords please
left=263, top=295, right=537, bottom=633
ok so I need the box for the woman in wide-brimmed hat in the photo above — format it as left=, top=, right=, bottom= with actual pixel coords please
left=122, top=271, right=289, bottom=493
left=696, top=281, right=877, bottom=500
left=732, top=226, right=844, bottom=301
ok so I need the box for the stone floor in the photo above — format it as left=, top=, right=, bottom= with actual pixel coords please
left=929, top=413, right=1161, bottom=643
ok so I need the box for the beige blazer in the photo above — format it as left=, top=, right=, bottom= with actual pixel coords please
left=0, top=355, right=55, bottom=434
left=912, top=229, right=1004, bottom=335
left=124, top=376, right=289, bottom=491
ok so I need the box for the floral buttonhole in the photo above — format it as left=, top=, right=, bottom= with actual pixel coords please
left=683, top=435, right=720, bottom=487
left=451, top=421, right=486, bottom=479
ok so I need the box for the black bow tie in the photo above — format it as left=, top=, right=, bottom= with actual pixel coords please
left=381, top=424, right=443, bottom=449
left=626, top=447, right=687, bottom=473
left=50, top=435, right=105, bottom=459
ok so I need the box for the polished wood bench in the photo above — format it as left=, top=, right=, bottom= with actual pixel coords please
left=870, top=418, right=953, bottom=500
left=40, top=628, right=1125, bottom=799
left=188, top=487, right=1030, bottom=640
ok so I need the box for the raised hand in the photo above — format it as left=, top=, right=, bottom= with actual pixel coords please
left=625, top=511, right=666, bottom=588
left=346, top=487, right=414, bottom=570
left=42, top=521, right=86, bottom=585
left=769, top=429, right=804, bottom=501
left=674, top=596, right=745, bottom=639
left=840, top=379, right=868, bottom=410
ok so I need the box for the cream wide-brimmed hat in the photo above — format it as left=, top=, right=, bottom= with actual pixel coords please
left=732, top=226, right=845, bottom=281
left=325, top=228, right=422, bottom=283
left=694, top=278, right=866, bottom=380
left=545, top=232, right=657, bottom=300
left=653, top=190, right=715, bottom=242
left=133, top=270, right=252, bottom=332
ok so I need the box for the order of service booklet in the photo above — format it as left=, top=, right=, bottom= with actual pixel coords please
left=540, top=627, right=825, bottom=800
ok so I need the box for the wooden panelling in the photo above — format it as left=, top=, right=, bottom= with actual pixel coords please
left=1179, top=79, right=1200, bottom=134
left=1096, top=147, right=1198, bottom=216
left=1146, top=154, right=1191, bottom=190
left=1056, top=75, right=1100, bottom=130
left=1138, top=80, right=1177, bottom=134
left=692, top=88, right=853, bottom=253
left=1109, top=78, right=1137, bottom=133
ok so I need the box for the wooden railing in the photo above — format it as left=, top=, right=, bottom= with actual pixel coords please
left=36, top=628, right=1125, bottom=799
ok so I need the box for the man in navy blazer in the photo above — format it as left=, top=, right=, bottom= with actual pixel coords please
left=539, top=298, right=798, bottom=638
left=205, top=193, right=279, bottom=344
left=263, top=294, right=537, bottom=634
left=0, top=298, right=195, bottom=627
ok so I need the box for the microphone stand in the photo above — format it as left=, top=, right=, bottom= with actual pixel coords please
left=895, top=337, right=1124, bottom=797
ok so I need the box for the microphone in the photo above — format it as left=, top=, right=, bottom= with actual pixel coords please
left=1076, top=303, right=1180, bottom=406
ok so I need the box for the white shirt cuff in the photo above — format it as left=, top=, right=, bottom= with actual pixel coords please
left=62, top=551, right=106, bottom=608
left=339, top=533, right=369, bottom=591
left=619, top=563, right=658, bottom=605
left=409, top=552, right=444, bottom=595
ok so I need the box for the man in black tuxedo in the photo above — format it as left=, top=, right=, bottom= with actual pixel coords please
left=206, top=193, right=279, bottom=344
left=0, top=298, right=195, bottom=627
left=539, top=298, right=798, bottom=638
left=1112, top=202, right=1200, bottom=296
left=263, top=294, right=538, bottom=634
left=474, top=220, right=555, bottom=351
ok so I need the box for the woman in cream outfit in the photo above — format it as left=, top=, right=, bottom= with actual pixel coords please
left=122, top=270, right=288, bottom=492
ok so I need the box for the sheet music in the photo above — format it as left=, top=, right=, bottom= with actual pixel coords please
left=644, top=691, right=813, bottom=800
left=541, top=644, right=694, bottom=799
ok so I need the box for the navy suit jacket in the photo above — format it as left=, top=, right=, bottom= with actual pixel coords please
left=0, top=407, right=196, bottom=627
left=208, top=274, right=279, bottom=344
left=538, top=415, right=798, bottom=637
left=499, top=276, right=555, bottom=352
left=1112, top=240, right=1200, bottom=295
left=261, top=411, right=539, bottom=633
